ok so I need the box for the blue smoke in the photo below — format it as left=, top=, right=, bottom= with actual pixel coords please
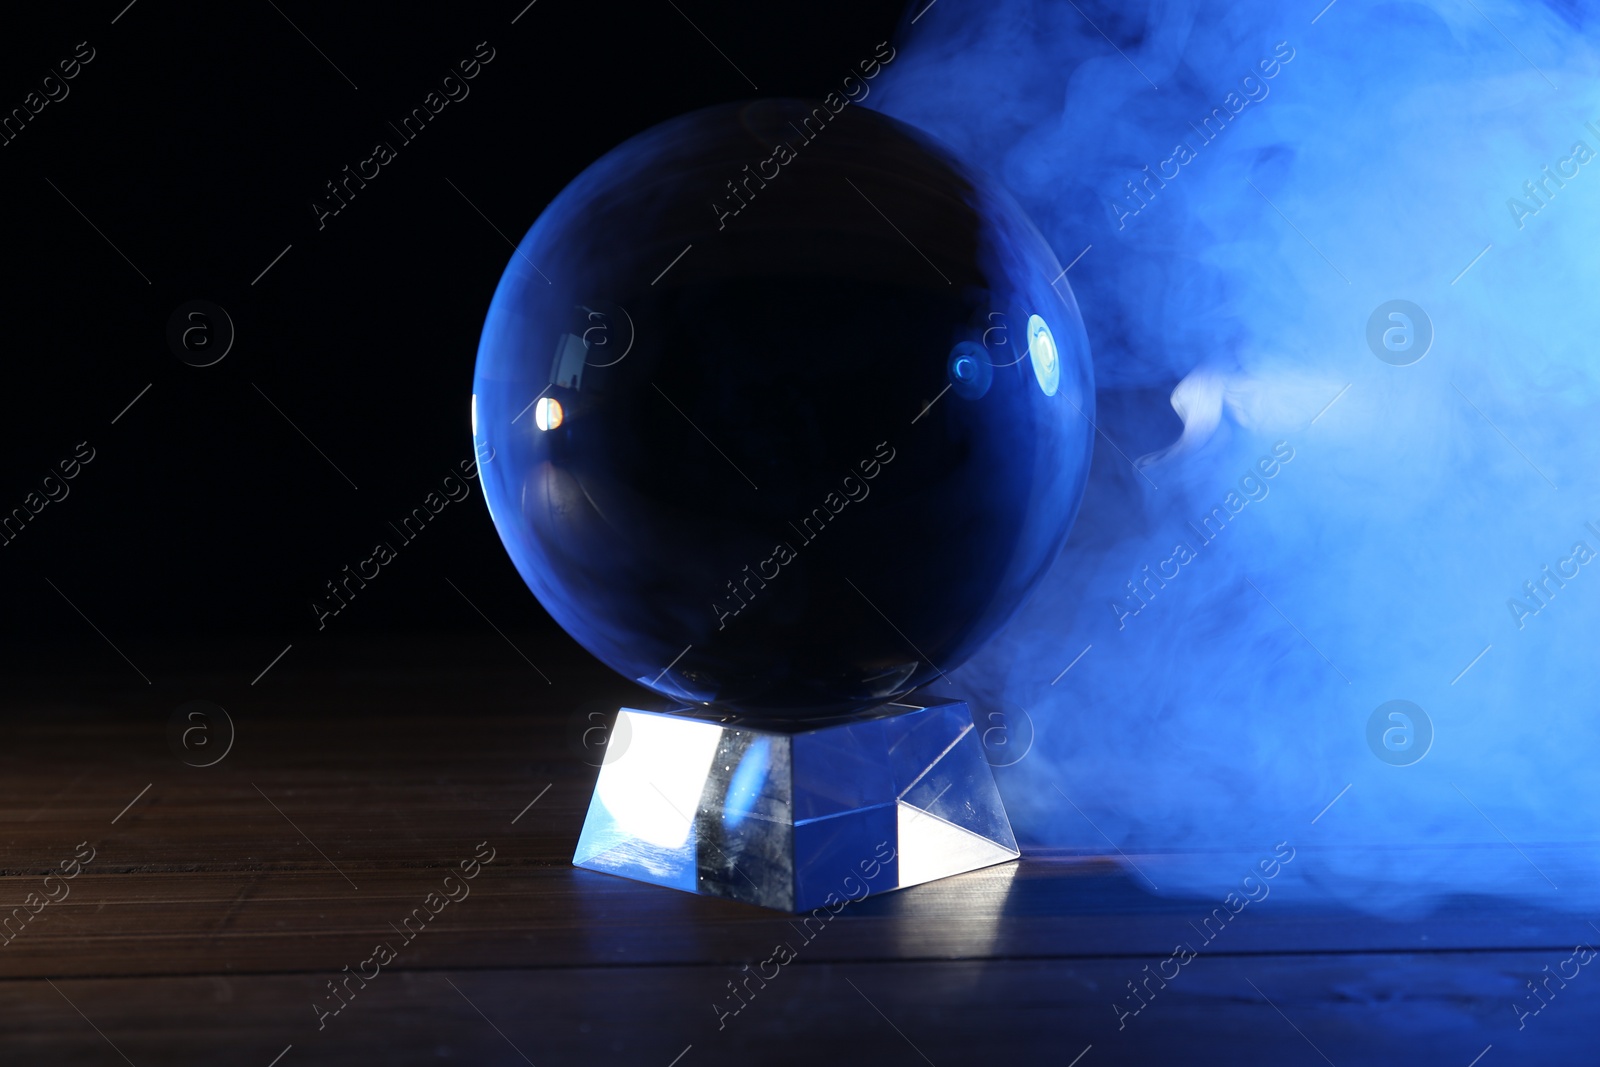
left=875, top=0, right=1600, bottom=912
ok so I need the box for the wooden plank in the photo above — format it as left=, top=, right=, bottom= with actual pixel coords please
left=0, top=951, right=1589, bottom=1065
left=3, top=641, right=1595, bottom=1064
left=3, top=857, right=1598, bottom=979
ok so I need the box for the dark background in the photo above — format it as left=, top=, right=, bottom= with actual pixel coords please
left=0, top=0, right=908, bottom=685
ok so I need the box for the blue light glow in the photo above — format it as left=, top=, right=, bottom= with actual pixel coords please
left=947, top=339, right=995, bottom=399
left=723, top=736, right=772, bottom=830
left=1026, top=314, right=1060, bottom=396
left=876, top=0, right=1600, bottom=913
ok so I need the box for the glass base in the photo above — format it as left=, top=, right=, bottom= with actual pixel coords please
left=572, top=698, right=1019, bottom=912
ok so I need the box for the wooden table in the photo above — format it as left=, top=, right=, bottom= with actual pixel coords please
left=1, top=636, right=1591, bottom=1065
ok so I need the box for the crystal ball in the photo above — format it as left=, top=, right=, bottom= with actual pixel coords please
left=471, top=100, right=1093, bottom=719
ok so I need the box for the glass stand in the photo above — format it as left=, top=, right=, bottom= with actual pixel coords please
left=573, top=698, right=1019, bottom=912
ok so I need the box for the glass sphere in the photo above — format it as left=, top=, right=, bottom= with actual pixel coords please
left=471, top=100, right=1093, bottom=720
